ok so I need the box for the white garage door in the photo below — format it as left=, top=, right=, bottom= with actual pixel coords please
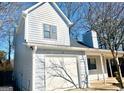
left=45, top=56, right=79, bottom=90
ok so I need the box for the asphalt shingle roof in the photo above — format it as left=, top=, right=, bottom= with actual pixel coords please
left=70, top=37, right=91, bottom=48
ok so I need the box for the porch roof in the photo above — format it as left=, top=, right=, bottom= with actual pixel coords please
left=24, top=42, right=124, bottom=57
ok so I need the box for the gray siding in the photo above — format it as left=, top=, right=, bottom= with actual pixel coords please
left=14, top=16, right=33, bottom=90
left=26, top=3, right=70, bottom=46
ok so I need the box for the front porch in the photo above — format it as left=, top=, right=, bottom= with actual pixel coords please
left=86, top=51, right=124, bottom=83
left=87, top=55, right=108, bottom=81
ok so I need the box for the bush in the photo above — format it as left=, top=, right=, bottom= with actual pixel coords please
left=0, top=60, right=13, bottom=71
left=0, top=60, right=13, bottom=86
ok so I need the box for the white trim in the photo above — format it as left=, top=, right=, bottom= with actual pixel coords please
left=43, top=55, right=46, bottom=91
left=52, top=2, right=73, bottom=26
left=83, top=55, right=90, bottom=88
left=22, top=2, right=73, bottom=27
left=77, top=56, right=82, bottom=88
left=108, top=59, right=113, bottom=77
left=44, top=55, right=79, bottom=89
left=26, top=42, right=124, bottom=53
left=87, top=57, right=97, bottom=70
left=45, top=54, right=79, bottom=57
left=24, top=42, right=124, bottom=58
left=32, top=46, right=37, bottom=90
left=100, top=54, right=106, bottom=84
left=22, top=2, right=43, bottom=15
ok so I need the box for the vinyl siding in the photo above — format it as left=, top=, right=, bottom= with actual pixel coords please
left=34, top=50, right=88, bottom=90
left=34, top=54, right=45, bottom=91
left=14, top=16, right=33, bottom=90
left=79, top=55, right=89, bottom=88
left=26, top=3, right=70, bottom=46
left=87, top=56, right=108, bottom=81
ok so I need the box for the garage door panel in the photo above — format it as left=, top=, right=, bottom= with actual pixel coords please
left=45, top=56, right=78, bottom=90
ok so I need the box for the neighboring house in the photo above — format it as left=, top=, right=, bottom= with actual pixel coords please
left=14, top=2, right=124, bottom=91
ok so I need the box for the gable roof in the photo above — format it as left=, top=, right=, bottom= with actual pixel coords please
left=22, top=2, right=73, bottom=27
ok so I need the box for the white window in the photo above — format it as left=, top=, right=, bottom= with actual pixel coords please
left=43, top=24, right=57, bottom=39
left=88, top=58, right=97, bottom=70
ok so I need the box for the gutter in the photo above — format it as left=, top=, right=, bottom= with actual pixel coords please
left=23, top=42, right=124, bottom=54
left=24, top=42, right=98, bottom=52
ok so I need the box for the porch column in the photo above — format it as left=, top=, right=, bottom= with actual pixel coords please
left=79, top=55, right=90, bottom=88
left=108, top=59, right=113, bottom=77
left=83, top=55, right=90, bottom=88
left=100, top=54, right=106, bottom=84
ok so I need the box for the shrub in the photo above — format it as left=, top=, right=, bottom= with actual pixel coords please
left=0, top=60, right=13, bottom=71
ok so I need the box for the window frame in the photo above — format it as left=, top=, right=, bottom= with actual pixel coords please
left=88, top=58, right=97, bottom=70
left=43, top=24, right=57, bottom=40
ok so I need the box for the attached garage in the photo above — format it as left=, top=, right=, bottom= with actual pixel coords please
left=33, top=49, right=88, bottom=91
left=45, top=56, right=78, bottom=90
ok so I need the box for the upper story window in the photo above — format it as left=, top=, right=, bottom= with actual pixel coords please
left=88, top=58, right=97, bottom=70
left=43, top=24, right=57, bottom=39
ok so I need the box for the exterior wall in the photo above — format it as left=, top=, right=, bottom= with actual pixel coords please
left=33, top=54, right=45, bottom=91
left=33, top=49, right=88, bottom=90
left=26, top=3, right=70, bottom=46
left=79, top=55, right=89, bottom=88
left=87, top=56, right=108, bottom=81
left=14, top=17, right=33, bottom=90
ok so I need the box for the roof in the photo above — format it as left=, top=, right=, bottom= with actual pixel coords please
left=22, top=2, right=73, bottom=27
left=25, top=42, right=124, bottom=57
left=70, top=37, right=90, bottom=48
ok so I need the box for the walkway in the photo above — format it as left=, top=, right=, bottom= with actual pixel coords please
left=89, top=77, right=124, bottom=91
left=66, top=78, right=124, bottom=91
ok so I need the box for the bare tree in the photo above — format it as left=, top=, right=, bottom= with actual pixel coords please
left=122, top=43, right=124, bottom=51
left=57, top=2, right=85, bottom=40
left=47, top=60, right=78, bottom=89
left=37, top=56, right=79, bottom=90
left=83, top=2, right=124, bottom=88
left=0, top=2, right=36, bottom=61
left=0, top=3, right=22, bottom=61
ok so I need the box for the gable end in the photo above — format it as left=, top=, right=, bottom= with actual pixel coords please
left=22, top=2, right=73, bottom=27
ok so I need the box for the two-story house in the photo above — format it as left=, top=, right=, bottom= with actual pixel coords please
left=14, top=2, right=124, bottom=91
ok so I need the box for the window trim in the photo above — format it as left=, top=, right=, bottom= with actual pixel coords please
left=88, top=57, right=97, bottom=70
left=43, top=24, right=57, bottom=40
